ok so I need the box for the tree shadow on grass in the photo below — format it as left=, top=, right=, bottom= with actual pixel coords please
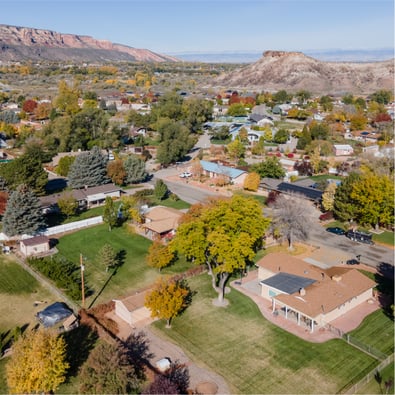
left=87, top=249, right=127, bottom=309
left=375, top=262, right=394, bottom=319
left=63, top=323, right=99, bottom=378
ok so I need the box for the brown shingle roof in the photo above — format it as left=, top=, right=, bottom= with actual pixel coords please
left=21, top=235, right=49, bottom=246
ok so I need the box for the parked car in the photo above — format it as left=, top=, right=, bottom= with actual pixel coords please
left=326, top=227, right=345, bottom=235
left=346, top=259, right=360, bottom=265
left=179, top=172, right=192, bottom=178
left=346, top=230, right=374, bottom=245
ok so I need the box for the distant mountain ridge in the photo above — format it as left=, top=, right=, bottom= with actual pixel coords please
left=170, top=49, right=394, bottom=63
left=212, top=50, right=394, bottom=95
left=0, top=24, right=178, bottom=63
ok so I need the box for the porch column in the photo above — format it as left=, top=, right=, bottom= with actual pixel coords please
left=285, top=306, right=288, bottom=319
left=311, top=319, right=314, bottom=333
left=272, top=299, right=276, bottom=313
left=297, top=312, right=300, bottom=326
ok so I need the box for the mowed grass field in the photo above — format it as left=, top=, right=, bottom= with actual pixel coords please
left=152, top=274, right=379, bottom=394
left=0, top=255, right=55, bottom=333
left=349, top=309, right=394, bottom=355
left=56, top=223, right=192, bottom=306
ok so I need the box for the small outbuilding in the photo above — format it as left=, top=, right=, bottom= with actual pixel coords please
left=20, top=235, right=50, bottom=257
left=37, top=302, right=75, bottom=328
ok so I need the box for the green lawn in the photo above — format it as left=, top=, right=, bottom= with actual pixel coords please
left=348, top=309, right=394, bottom=356
left=152, top=274, right=378, bottom=394
left=0, top=256, right=56, bottom=333
left=356, top=362, right=394, bottom=394
left=56, top=223, right=192, bottom=307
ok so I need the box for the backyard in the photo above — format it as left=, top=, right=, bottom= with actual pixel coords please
left=151, top=274, right=382, bottom=394
left=55, top=223, right=192, bottom=307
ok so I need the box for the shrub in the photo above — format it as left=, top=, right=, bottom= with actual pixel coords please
left=319, top=211, right=334, bottom=221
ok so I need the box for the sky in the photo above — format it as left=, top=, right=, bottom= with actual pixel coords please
left=1, top=0, right=394, bottom=55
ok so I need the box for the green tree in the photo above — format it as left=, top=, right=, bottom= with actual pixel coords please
left=103, top=196, right=118, bottom=231
left=145, top=277, right=190, bottom=328
left=98, top=243, right=117, bottom=272
left=342, top=93, right=354, bottom=105
left=209, top=125, right=229, bottom=141
left=57, top=193, right=79, bottom=218
left=53, top=79, right=80, bottom=115
left=124, top=155, right=147, bottom=184
left=272, top=90, right=290, bottom=103
left=56, top=155, right=76, bottom=177
left=273, top=128, right=289, bottom=144
left=172, top=195, right=270, bottom=304
left=182, top=97, right=213, bottom=133
left=68, top=146, right=109, bottom=189
left=227, top=103, right=247, bottom=116
left=333, top=172, right=361, bottom=223
left=79, top=341, right=141, bottom=394
left=310, top=121, right=329, bottom=140
left=6, top=329, right=69, bottom=394
left=146, top=240, right=175, bottom=272
left=2, top=184, right=44, bottom=237
left=251, top=156, right=285, bottom=179
left=226, top=138, right=245, bottom=161
left=154, top=179, right=168, bottom=201
left=370, top=90, right=393, bottom=105
left=295, top=90, right=311, bottom=105
left=319, top=95, right=333, bottom=111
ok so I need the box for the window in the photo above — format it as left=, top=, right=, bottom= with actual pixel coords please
left=269, top=289, right=277, bottom=297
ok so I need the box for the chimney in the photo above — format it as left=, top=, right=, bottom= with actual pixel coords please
left=299, top=288, right=306, bottom=296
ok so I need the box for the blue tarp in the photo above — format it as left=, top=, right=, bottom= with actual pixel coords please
left=37, top=302, right=73, bottom=328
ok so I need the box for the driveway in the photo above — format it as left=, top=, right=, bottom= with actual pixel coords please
left=107, top=311, right=230, bottom=394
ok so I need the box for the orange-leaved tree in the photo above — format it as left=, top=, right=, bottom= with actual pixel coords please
left=146, top=240, right=175, bottom=272
left=145, top=277, right=190, bottom=328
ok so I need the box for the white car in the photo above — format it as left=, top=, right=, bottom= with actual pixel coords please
left=179, top=171, right=192, bottom=178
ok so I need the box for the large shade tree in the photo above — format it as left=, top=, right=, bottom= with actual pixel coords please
left=68, top=146, right=109, bottom=189
left=270, top=193, right=315, bottom=250
left=2, top=184, right=44, bottom=237
left=171, top=195, right=270, bottom=305
left=6, top=329, right=69, bottom=394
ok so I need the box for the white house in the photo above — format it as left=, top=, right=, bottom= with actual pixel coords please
left=333, top=144, right=354, bottom=156
left=113, top=291, right=152, bottom=327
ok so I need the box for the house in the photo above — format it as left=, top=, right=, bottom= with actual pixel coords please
left=20, top=235, right=50, bottom=257
left=333, top=144, right=354, bottom=156
left=113, top=290, right=152, bottom=327
left=142, top=206, right=184, bottom=240
left=200, top=160, right=247, bottom=186
left=257, top=253, right=376, bottom=332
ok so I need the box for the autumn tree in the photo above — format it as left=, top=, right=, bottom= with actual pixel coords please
left=56, top=155, right=76, bottom=177
left=321, top=182, right=337, bottom=212
left=57, top=193, right=79, bottom=218
left=6, top=329, right=69, bottom=394
left=243, top=172, right=260, bottom=191
left=270, top=193, right=315, bottom=250
left=107, top=158, right=126, bottom=185
left=226, top=138, right=245, bottom=162
left=333, top=172, right=361, bottom=223
left=145, top=277, right=190, bottom=328
left=22, top=99, right=38, bottom=114
left=79, top=340, right=141, bottom=394
left=146, top=240, right=175, bottom=272
left=53, top=79, right=80, bottom=115
left=172, top=195, right=270, bottom=305
left=227, top=103, right=247, bottom=116
left=2, top=184, right=44, bottom=237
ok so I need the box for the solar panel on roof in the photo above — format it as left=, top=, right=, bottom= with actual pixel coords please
left=260, top=273, right=316, bottom=294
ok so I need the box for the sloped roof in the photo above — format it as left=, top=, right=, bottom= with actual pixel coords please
left=200, top=160, right=246, bottom=179
left=277, top=182, right=323, bottom=201
left=261, top=272, right=316, bottom=294
left=116, top=290, right=149, bottom=312
left=143, top=206, right=183, bottom=234
left=21, top=235, right=49, bottom=247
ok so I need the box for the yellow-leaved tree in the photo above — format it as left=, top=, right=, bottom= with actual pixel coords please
left=145, top=277, right=190, bottom=328
left=146, top=240, right=175, bottom=272
left=243, top=172, right=261, bottom=192
left=6, top=328, right=69, bottom=394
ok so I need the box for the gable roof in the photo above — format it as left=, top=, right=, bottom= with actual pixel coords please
left=21, top=235, right=49, bottom=246
left=143, top=206, right=184, bottom=234
left=200, top=160, right=246, bottom=179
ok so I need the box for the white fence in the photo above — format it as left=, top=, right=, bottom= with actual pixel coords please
left=43, top=216, right=103, bottom=236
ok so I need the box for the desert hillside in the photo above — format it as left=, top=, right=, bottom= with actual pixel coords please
left=213, top=50, right=394, bottom=94
left=0, top=24, right=178, bottom=63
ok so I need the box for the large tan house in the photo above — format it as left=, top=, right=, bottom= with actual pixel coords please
left=257, top=253, right=376, bottom=332
left=142, top=206, right=184, bottom=240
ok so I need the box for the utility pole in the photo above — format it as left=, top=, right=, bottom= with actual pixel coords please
left=80, top=253, right=85, bottom=308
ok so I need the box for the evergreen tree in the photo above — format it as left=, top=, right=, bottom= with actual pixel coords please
left=2, top=184, right=44, bottom=237
left=124, top=155, right=147, bottom=184
left=154, top=179, right=168, bottom=201
left=68, top=146, right=109, bottom=189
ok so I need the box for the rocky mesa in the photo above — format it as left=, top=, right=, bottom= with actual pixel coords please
left=213, top=50, right=394, bottom=95
left=0, top=24, right=178, bottom=63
